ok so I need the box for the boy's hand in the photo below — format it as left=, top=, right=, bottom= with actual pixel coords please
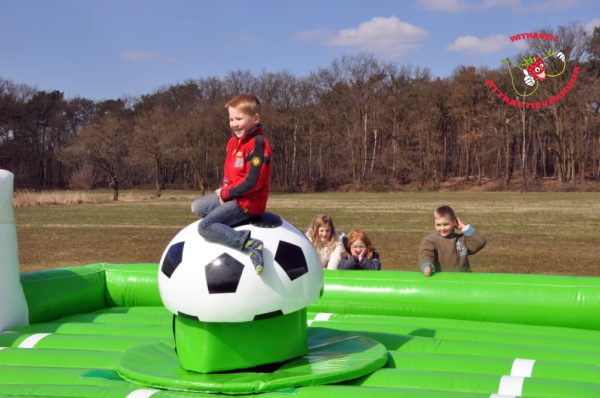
left=215, top=188, right=224, bottom=204
left=456, top=216, right=466, bottom=231
left=423, top=264, right=433, bottom=277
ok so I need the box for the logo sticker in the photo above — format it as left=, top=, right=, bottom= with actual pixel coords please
left=251, top=156, right=262, bottom=167
left=486, top=31, right=580, bottom=109
left=456, top=241, right=467, bottom=257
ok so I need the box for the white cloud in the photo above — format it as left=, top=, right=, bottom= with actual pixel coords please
left=416, top=0, right=468, bottom=12
left=294, top=16, right=429, bottom=59
left=583, top=18, right=600, bottom=35
left=120, top=50, right=178, bottom=64
left=479, top=0, right=524, bottom=11
left=446, top=34, right=512, bottom=54
left=530, top=0, right=580, bottom=12
left=418, top=0, right=580, bottom=13
left=292, top=29, right=330, bottom=41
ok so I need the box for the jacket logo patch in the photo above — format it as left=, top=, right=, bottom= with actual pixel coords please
left=456, top=241, right=467, bottom=257
left=234, top=157, right=244, bottom=168
left=251, top=156, right=262, bottom=167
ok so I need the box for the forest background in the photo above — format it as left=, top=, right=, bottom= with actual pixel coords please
left=1, top=24, right=600, bottom=199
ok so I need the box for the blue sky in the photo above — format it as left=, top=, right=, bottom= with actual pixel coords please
left=1, top=0, right=598, bottom=101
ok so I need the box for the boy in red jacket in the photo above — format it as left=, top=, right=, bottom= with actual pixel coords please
left=191, top=94, right=272, bottom=274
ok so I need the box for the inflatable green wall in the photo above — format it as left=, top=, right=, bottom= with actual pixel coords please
left=0, top=263, right=598, bottom=397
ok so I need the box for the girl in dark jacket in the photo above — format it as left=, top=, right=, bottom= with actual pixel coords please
left=338, top=229, right=381, bottom=270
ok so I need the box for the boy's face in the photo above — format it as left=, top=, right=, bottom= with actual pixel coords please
left=228, top=106, right=260, bottom=138
left=434, top=215, right=456, bottom=237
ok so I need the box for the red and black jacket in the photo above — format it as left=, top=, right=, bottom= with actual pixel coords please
left=219, top=125, right=272, bottom=215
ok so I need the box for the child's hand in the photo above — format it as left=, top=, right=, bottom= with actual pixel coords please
left=456, top=216, right=466, bottom=231
left=423, top=264, right=433, bottom=277
left=215, top=188, right=224, bottom=204
left=350, top=243, right=367, bottom=261
left=356, top=250, right=366, bottom=262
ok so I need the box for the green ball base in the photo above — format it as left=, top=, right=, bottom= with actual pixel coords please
left=117, top=327, right=388, bottom=394
left=175, top=310, right=308, bottom=373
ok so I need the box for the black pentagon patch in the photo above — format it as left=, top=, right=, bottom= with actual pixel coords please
left=161, top=241, right=185, bottom=278
left=274, top=241, right=308, bottom=281
left=253, top=310, right=284, bottom=320
left=205, top=252, right=245, bottom=294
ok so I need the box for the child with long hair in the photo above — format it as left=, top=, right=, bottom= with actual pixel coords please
left=338, top=229, right=381, bottom=270
left=305, top=215, right=346, bottom=269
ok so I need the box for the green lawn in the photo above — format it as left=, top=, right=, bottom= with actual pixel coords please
left=14, top=191, right=600, bottom=276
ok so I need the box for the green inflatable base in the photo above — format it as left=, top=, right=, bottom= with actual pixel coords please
left=117, top=327, right=388, bottom=394
left=175, top=310, right=308, bottom=373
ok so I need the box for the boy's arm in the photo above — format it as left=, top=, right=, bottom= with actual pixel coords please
left=419, top=236, right=436, bottom=275
left=220, top=135, right=269, bottom=201
left=461, top=225, right=486, bottom=254
left=220, top=138, right=234, bottom=189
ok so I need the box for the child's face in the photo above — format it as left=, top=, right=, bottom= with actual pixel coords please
left=317, top=225, right=332, bottom=242
left=350, top=240, right=367, bottom=258
left=434, top=215, right=456, bottom=237
left=228, top=106, right=260, bottom=138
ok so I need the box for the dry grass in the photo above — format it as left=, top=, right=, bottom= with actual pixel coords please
left=13, top=189, right=200, bottom=207
left=13, top=190, right=600, bottom=276
left=14, top=190, right=99, bottom=207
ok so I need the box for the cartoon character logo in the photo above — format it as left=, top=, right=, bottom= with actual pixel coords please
left=501, top=49, right=567, bottom=97
left=523, top=56, right=546, bottom=82
left=486, top=32, right=580, bottom=109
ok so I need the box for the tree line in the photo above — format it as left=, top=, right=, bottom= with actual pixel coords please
left=1, top=24, right=599, bottom=199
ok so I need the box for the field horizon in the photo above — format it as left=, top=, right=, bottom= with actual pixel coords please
left=13, top=190, right=600, bottom=276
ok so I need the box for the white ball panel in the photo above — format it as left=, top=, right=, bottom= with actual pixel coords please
left=158, top=217, right=323, bottom=322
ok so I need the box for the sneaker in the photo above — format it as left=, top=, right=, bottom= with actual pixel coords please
left=243, top=238, right=264, bottom=274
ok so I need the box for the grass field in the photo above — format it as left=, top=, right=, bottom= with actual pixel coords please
left=14, top=190, right=600, bottom=276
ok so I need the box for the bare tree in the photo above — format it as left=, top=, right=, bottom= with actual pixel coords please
left=65, top=101, right=130, bottom=200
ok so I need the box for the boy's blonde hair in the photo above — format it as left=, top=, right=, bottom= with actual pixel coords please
left=225, top=93, right=261, bottom=116
left=346, top=229, right=376, bottom=259
left=433, top=205, right=457, bottom=222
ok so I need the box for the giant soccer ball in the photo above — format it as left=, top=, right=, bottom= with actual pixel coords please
left=158, top=213, right=323, bottom=323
